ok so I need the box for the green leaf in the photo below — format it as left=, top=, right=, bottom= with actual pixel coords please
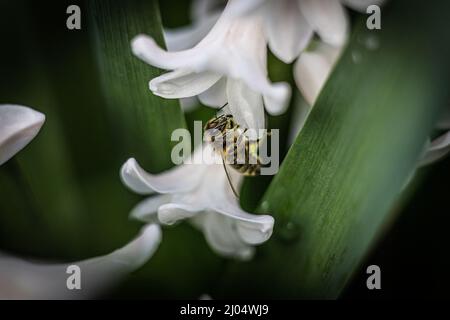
left=88, top=0, right=186, bottom=172
left=216, top=1, right=450, bottom=298
left=88, top=0, right=224, bottom=298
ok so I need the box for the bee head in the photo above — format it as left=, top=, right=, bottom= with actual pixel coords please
left=204, top=114, right=234, bottom=131
left=204, top=114, right=235, bottom=143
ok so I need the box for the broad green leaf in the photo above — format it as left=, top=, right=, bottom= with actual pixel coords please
left=216, top=1, right=450, bottom=298
left=88, top=0, right=224, bottom=297
left=89, top=0, right=186, bottom=172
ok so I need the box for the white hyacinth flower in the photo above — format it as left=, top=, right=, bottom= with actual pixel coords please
left=132, top=0, right=291, bottom=132
left=264, top=0, right=384, bottom=130
left=277, top=0, right=386, bottom=103
left=120, top=144, right=274, bottom=260
left=264, top=0, right=347, bottom=63
left=160, top=0, right=385, bottom=113
left=0, top=104, right=162, bottom=299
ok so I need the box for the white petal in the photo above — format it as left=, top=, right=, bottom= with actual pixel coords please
left=419, top=131, right=450, bottom=166
left=288, top=96, right=313, bottom=145
left=120, top=157, right=204, bottom=194
left=157, top=202, right=203, bottom=225
left=209, top=168, right=274, bottom=245
left=130, top=195, right=172, bottom=222
left=213, top=16, right=291, bottom=115
left=131, top=34, right=208, bottom=70
left=0, top=225, right=161, bottom=299
left=262, top=82, right=292, bottom=116
left=227, top=78, right=265, bottom=132
left=0, top=104, right=45, bottom=166
left=212, top=202, right=274, bottom=245
left=294, top=42, right=342, bottom=105
left=298, top=0, right=349, bottom=46
left=341, top=0, right=386, bottom=12
left=164, top=13, right=219, bottom=51
left=133, top=17, right=291, bottom=114
left=264, top=0, right=313, bottom=63
left=149, top=69, right=221, bottom=99
left=202, top=213, right=255, bottom=260
left=198, top=77, right=227, bottom=107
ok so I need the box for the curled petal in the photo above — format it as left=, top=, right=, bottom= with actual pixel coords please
left=298, top=0, right=349, bottom=46
left=294, top=42, right=342, bottom=106
left=130, top=195, right=172, bottom=222
left=209, top=167, right=274, bottom=245
left=149, top=69, right=221, bottom=99
left=164, top=13, right=219, bottom=51
left=202, top=213, right=255, bottom=260
left=212, top=201, right=274, bottom=245
left=120, top=157, right=204, bottom=194
left=157, top=202, right=203, bottom=225
left=0, top=225, right=161, bottom=299
left=341, top=0, right=386, bottom=12
left=0, top=104, right=45, bottom=166
left=419, top=131, right=450, bottom=166
left=82, top=224, right=161, bottom=272
left=264, top=0, right=313, bottom=63
left=131, top=34, right=210, bottom=70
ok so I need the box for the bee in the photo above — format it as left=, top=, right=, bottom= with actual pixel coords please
left=204, top=103, right=269, bottom=196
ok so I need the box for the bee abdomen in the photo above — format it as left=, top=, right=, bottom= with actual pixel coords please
left=230, top=163, right=261, bottom=176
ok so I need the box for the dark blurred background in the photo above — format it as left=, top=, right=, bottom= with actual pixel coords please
left=343, top=156, right=450, bottom=299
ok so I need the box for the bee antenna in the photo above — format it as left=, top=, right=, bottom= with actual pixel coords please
left=218, top=102, right=228, bottom=112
